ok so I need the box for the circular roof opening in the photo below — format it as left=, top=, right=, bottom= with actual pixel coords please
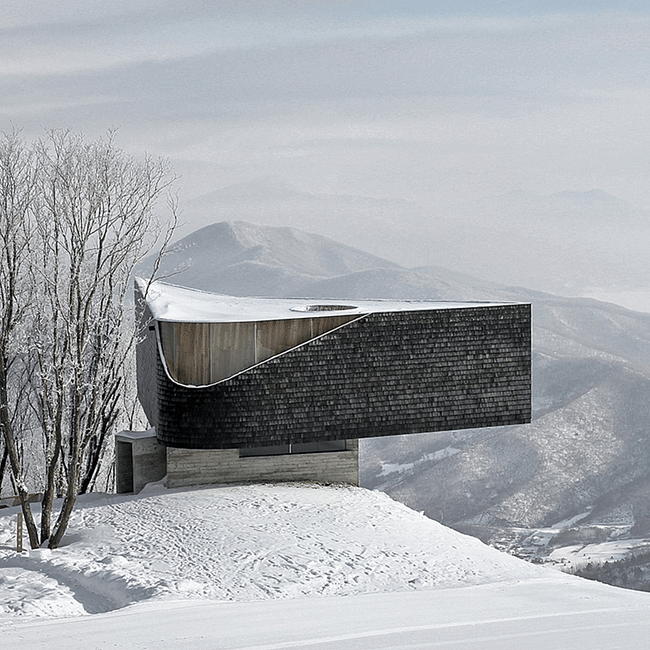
left=291, top=304, right=357, bottom=313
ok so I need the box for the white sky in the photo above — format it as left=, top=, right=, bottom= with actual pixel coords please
left=3, top=1, right=650, bottom=218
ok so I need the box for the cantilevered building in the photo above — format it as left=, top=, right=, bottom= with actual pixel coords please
left=116, top=280, right=530, bottom=492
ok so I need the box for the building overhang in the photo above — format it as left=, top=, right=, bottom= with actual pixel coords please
left=135, top=280, right=532, bottom=450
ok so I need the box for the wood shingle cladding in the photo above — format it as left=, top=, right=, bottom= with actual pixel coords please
left=136, top=282, right=531, bottom=451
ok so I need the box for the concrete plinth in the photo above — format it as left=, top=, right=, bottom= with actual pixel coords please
left=115, top=429, right=167, bottom=494
left=166, top=439, right=359, bottom=488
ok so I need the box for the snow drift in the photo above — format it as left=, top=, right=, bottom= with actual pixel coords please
left=0, top=483, right=540, bottom=621
left=3, top=483, right=650, bottom=649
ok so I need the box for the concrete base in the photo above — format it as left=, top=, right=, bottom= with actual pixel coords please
left=116, top=430, right=359, bottom=491
left=115, top=429, right=167, bottom=494
left=166, top=439, right=359, bottom=488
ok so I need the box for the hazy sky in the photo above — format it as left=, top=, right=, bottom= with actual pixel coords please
left=3, top=1, right=650, bottom=220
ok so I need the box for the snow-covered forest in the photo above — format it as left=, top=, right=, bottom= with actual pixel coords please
left=0, top=130, right=175, bottom=549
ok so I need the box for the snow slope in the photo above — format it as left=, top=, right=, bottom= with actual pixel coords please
left=0, top=483, right=540, bottom=619
left=2, top=483, right=650, bottom=648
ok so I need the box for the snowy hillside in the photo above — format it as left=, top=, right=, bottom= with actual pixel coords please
left=0, top=483, right=540, bottom=621
left=3, top=484, right=650, bottom=649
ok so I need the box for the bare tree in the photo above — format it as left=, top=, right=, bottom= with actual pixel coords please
left=0, top=129, right=176, bottom=549
left=0, top=131, right=40, bottom=547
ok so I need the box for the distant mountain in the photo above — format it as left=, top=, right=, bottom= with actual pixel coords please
left=427, top=189, right=650, bottom=295
left=179, top=179, right=650, bottom=298
left=179, top=177, right=430, bottom=271
left=493, top=189, right=643, bottom=224
left=147, top=220, right=399, bottom=296
left=146, top=219, right=650, bottom=569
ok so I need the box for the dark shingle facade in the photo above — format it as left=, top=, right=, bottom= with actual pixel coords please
left=136, top=290, right=531, bottom=450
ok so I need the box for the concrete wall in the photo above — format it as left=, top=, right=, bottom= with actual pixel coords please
left=166, top=439, right=359, bottom=488
left=115, top=430, right=167, bottom=494
left=152, top=304, right=531, bottom=449
left=135, top=298, right=159, bottom=431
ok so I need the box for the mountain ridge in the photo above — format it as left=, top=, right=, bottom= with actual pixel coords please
left=177, top=179, right=650, bottom=296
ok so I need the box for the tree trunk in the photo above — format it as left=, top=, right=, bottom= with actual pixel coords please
left=49, top=454, right=81, bottom=549
left=0, top=444, right=8, bottom=495
left=40, top=423, right=62, bottom=543
left=0, top=375, right=39, bottom=548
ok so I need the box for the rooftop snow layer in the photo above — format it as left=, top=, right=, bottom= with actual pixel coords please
left=137, top=279, right=518, bottom=323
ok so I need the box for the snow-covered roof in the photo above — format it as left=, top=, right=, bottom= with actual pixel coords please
left=137, top=279, right=519, bottom=324
left=115, top=429, right=157, bottom=441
